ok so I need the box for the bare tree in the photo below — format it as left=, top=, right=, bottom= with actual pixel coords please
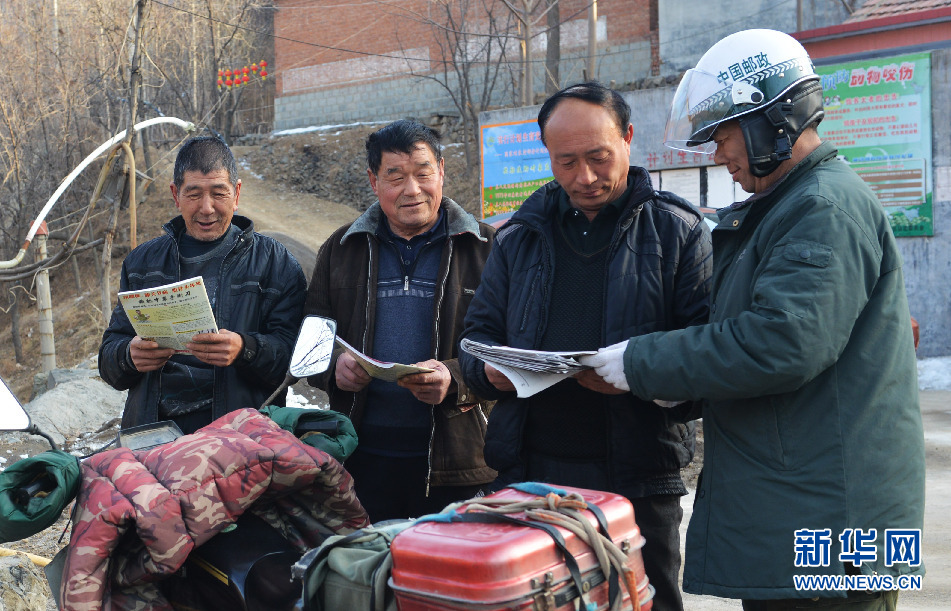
left=400, top=0, right=520, bottom=174
left=0, top=0, right=104, bottom=360
left=137, top=0, right=274, bottom=141
left=499, top=0, right=559, bottom=105
left=0, top=0, right=282, bottom=370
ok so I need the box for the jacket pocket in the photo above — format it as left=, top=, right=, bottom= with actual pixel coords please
left=781, top=240, right=832, bottom=268
left=758, top=240, right=834, bottom=318
left=127, top=270, right=176, bottom=288
left=229, top=279, right=280, bottom=327
left=721, top=399, right=790, bottom=471
left=764, top=398, right=789, bottom=470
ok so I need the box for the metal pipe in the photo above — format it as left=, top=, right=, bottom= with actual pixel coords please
left=0, top=116, right=194, bottom=269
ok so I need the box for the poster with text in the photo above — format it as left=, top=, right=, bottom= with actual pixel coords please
left=481, top=119, right=553, bottom=218
left=817, top=52, right=932, bottom=237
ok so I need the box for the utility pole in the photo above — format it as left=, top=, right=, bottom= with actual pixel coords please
left=101, top=0, right=146, bottom=324
left=35, top=223, right=56, bottom=373
left=587, top=0, right=597, bottom=81
left=51, top=0, right=60, bottom=55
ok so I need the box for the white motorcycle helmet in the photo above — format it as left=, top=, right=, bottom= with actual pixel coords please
left=664, top=29, right=825, bottom=177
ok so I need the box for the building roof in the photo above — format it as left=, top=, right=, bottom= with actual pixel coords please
left=846, top=0, right=951, bottom=22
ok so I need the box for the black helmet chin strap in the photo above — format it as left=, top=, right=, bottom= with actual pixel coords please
left=738, top=80, right=825, bottom=178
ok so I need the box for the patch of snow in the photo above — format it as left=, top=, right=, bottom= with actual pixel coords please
left=285, top=386, right=329, bottom=410
left=286, top=386, right=313, bottom=409
left=237, top=158, right=264, bottom=180
left=273, top=121, right=387, bottom=137
left=918, top=357, right=951, bottom=391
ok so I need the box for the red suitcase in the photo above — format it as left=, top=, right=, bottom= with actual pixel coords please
left=389, top=485, right=653, bottom=611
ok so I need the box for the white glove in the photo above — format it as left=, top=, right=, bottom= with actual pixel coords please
left=579, top=340, right=630, bottom=392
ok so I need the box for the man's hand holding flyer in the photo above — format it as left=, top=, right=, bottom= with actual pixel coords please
left=118, top=276, right=218, bottom=354
left=334, top=336, right=434, bottom=382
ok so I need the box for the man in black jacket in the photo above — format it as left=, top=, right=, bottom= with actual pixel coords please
left=99, top=136, right=306, bottom=434
left=459, top=83, right=712, bottom=611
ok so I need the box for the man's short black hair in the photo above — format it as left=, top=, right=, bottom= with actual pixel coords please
left=537, top=82, right=631, bottom=145
left=366, top=120, right=442, bottom=175
left=173, top=136, right=239, bottom=189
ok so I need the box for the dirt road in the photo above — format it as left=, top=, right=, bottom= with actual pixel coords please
left=232, top=145, right=360, bottom=257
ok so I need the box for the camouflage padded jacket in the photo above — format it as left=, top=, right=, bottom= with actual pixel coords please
left=60, top=409, right=369, bottom=611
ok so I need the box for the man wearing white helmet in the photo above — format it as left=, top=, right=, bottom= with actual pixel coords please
left=582, top=29, right=924, bottom=609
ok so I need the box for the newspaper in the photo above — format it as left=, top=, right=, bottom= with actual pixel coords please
left=460, top=338, right=595, bottom=398
left=118, top=276, right=218, bottom=354
left=334, top=337, right=434, bottom=382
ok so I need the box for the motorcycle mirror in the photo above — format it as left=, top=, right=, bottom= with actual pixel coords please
left=0, top=377, right=29, bottom=432
left=0, top=377, right=58, bottom=450
left=259, top=315, right=337, bottom=410
left=289, top=316, right=336, bottom=378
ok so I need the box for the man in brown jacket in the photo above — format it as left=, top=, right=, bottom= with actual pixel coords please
left=305, top=120, right=496, bottom=521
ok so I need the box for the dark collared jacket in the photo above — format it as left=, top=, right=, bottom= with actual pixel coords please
left=99, top=215, right=307, bottom=428
left=305, top=197, right=497, bottom=489
left=460, top=167, right=713, bottom=498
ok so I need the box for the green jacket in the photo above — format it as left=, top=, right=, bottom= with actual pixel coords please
left=623, top=142, right=925, bottom=599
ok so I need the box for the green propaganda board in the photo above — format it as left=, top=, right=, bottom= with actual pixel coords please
left=816, top=52, right=932, bottom=237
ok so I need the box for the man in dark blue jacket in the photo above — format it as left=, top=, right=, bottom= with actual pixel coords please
left=460, top=82, right=712, bottom=611
left=99, top=136, right=306, bottom=434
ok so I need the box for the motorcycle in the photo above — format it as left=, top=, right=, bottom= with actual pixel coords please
left=0, top=315, right=343, bottom=611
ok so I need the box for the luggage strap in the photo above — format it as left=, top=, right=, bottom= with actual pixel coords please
left=418, top=484, right=640, bottom=611
left=447, top=511, right=597, bottom=610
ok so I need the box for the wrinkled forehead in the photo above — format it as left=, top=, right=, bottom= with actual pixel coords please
left=381, top=143, right=439, bottom=169
left=178, top=169, right=235, bottom=190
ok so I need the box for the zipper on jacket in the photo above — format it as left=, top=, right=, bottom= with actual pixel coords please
left=173, top=228, right=249, bottom=420
left=349, top=235, right=375, bottom=419
left=425, top=238, right=454, bottom=497
left=519, top=274, right=540, bottom=334
left=404, top=275, right=409, bottom=291
left=529, top=229, right=554, bottom=342
left=425, top=419, right=436, bottom=497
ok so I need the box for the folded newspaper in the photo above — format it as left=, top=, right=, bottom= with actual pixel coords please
left=460, top=338, right=595, bottom=398
left=118, top=276, right=217, bottom=354
left=334, top=337, right=434, bottom=382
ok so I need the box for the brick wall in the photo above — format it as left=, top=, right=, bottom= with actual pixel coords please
left=273, top=0, right=653, bottom=128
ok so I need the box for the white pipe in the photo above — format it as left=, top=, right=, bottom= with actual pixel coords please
left=25, top=116, right=195, bottom=243
left=0, top=116, right=194, bottom=270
